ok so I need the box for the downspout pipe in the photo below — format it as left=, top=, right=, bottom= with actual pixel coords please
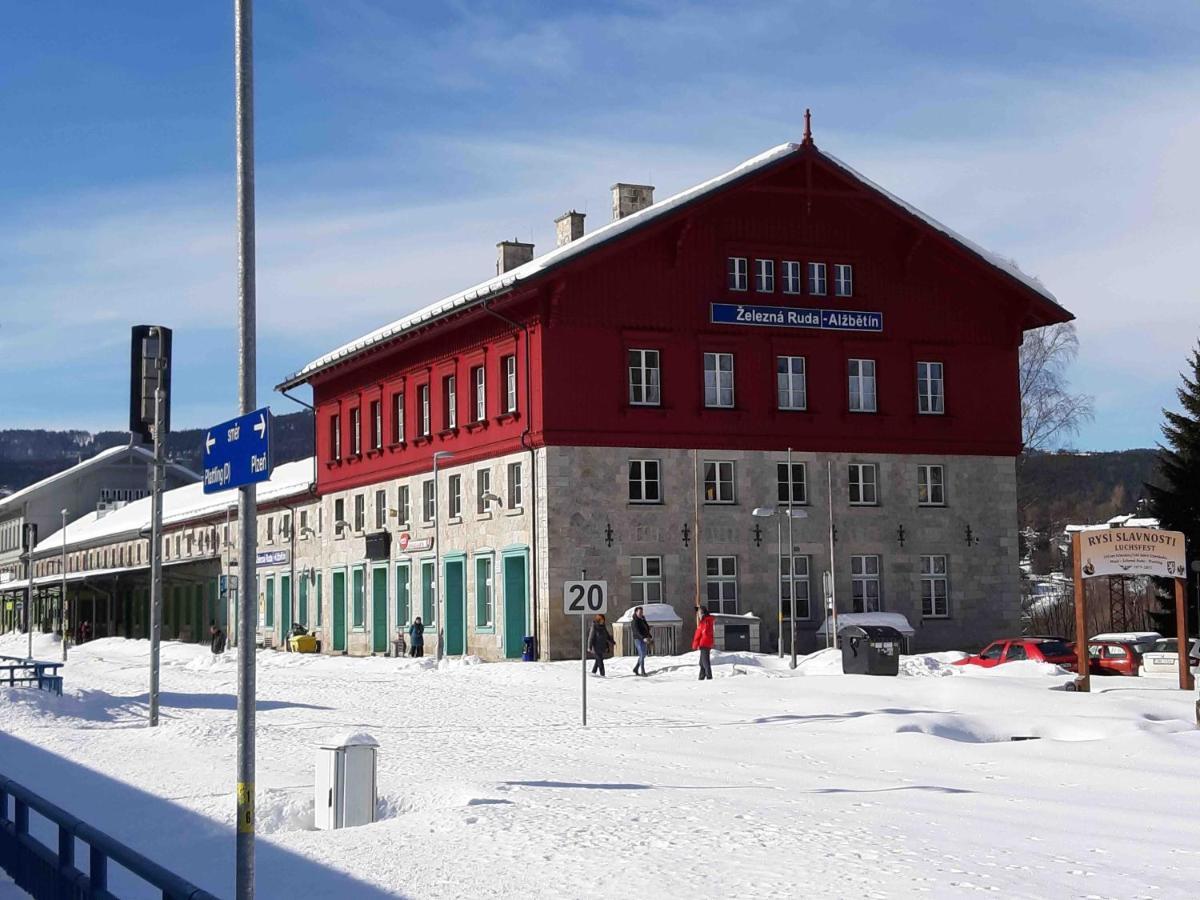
left=481, top=299, right=542, bottom=658
left=279, top=386, right=318, bottom=493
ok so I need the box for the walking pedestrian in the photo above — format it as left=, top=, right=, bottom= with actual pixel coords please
left=588, top=614, right=614, bottom=677
left=209, top=620, right=226, bottom=654
left=631, top=606, right=652, bottom=676
left=408, top=617, right=425, bottom=658
left=693, top=606, right=714, bottom=680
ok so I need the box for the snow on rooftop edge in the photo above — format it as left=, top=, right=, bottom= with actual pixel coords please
left=281, top=141, right=1062, bottom=389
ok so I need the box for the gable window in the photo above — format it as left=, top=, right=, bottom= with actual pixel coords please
left=755, top=259, right=775, bottom=293
left=370, top=400, right=382, bottom=450
left=848, top=359, right=877, bottom=412
left=727, top=256, right=748, bottom=291
left=353, top=494, right=365, bottom=532
left=917, top=361, right=945, bottom=414
left=476, top=468, right=492, bottom=514
left=851, top=555, right=881, bottom=612
left=418, top=385, right=431, bottom=436
left=848, top=463, right=878, bottom=505
left=444, top=375, right=457, bottom=430
left=777, top=356, right=806, bottom=410
left=628, top=349, right=661, bottom=406
left=507, top=462, right=523, bottom=510
left=334, top=498, right=346, bottom=538
left=703, top=461, right=735, bottom=504
left=448, top=474, right=462, bottom=519
left=777, top=462, right=807, bottom=505
left=422, top=480, right=435, bottom=524
left=628, top=459, right=661, bottom=504
left=375, top=489, right=386, bottom=530
left=330, top=413, right=341, bottom=460
left=807, top=261, right=827, bottom=295
left=781, top=554, right=811, bottom=620
left=918, top=464, right=945, bottom=506
left=472, top=366, right=486, bottom=422
left=392, top=392, right=405, bottom=443
left=630, top=556, right=663, bottom=604
left=782, top=260, right=802, bottom=294
left=705, top=556, right=738, bottom=614
left=396, top=485, right=410, bottom=527
left=703, top=352, right=734, bottom=408
left=503, top=355, right=518, bottom=413
left=350, top=407, right=362, bottom=456
left=834, top=263, right=853, bottom=297
left=921, top=555, right=949, bottom=618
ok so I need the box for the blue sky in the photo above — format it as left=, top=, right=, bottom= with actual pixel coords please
left=2, top=1, right=1198, bottom=449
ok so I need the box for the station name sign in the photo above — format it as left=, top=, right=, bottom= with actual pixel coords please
left=710, top=302, right=882, bottom=333
left=1079, top=527, right=1187, bottom=579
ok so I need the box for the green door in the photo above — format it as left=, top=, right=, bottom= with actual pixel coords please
left=298, top=577, right=309, bottom=628
left=421, top=561, right=435, bottom=624
left=503, top=553, right=528, bottom=659
left=332, top=570, right=347, bottom=652
left=265, top=577, right=275, bottom=631
left=372, top=567, right=388, bottom=653
left=445, top=558, right=465, bottom=656
left=395, top=564, right=411, bottom=628
left=280, top=574, right=292, bottom=643
left=352, top=567, right=365, bottom=630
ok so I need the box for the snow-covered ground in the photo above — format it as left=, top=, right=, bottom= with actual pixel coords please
left=2, top=632, right=1198, bottom=899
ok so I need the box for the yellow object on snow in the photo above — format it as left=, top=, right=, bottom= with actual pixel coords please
left=288, top=633, right=319, bottom=653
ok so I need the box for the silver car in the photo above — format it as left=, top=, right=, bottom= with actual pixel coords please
left=1139, top=637, right=1200, bottom=677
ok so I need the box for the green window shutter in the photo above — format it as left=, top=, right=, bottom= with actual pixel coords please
left=265, top=578, right=275, bottom=628
left=352, top=567, right=365, bottom=628
left=316, top=573, right=323, bottom=627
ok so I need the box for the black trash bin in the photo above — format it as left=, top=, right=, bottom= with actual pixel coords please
left=839, top=624, right=902, bottom=676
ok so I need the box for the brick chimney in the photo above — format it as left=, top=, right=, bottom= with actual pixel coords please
left=610, top=183, right=654, bottom=220
left=496, top=239, right=534, bottom=274
left=554, top=210, right=585, bottom=247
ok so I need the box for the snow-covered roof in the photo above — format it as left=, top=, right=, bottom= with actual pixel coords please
left=0, top=445, right=198, bottom=516
left=31, top=458, right=315, bottom=555
left=615, top=603, right=684, bottom=624
left=1065, top=516, right=1161, bottom=533
left=279, top=141, right=1064, bottom=390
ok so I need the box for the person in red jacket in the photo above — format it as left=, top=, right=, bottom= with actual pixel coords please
left=692, top=607, right=715, bottom=680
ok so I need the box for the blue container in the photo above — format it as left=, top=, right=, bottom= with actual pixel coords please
left=522, top=636, right=537, bottom=661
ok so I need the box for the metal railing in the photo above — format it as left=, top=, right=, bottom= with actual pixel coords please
left=0, top=775, right=219, bottom=900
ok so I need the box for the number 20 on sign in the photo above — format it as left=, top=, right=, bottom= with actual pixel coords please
left=563, top=581, right=608, bottom=615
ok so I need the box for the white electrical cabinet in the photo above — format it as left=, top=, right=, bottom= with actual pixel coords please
left=314, top=732, right=379, bottom=830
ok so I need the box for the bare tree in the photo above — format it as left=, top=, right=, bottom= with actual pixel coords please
left=1020, top=322, right=1094, bottom=451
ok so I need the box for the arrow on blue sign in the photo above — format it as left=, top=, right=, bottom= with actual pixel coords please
left=203, top=407, right=273, bottom=494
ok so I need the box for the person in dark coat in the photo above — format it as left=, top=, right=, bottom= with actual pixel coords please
left=408, top=617, right=425, bottom=658
left=209, top=620, right=226, bottom=654
left=693, top=607, right=715, bottom=680
left=588, top=614, right=614, bottom=676
left=631, top=606, right=652, bottom=676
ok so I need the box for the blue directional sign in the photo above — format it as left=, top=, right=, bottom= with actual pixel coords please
left=711, top=302, right=883, bottom=333
left=203, top=407, right=273, bottom=494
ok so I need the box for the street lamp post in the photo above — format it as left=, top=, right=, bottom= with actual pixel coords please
left=753, top=503, right=808, bottom=661
left=752, top=507, right=783, bottom=658
left=432, top=451, right=454, bottom=661
left=61, top=508, right=68, bottom=662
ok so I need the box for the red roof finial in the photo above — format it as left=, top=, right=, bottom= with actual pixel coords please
left=802, top=108, right=813, bottom=146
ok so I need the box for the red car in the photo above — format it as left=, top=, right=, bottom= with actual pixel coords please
left=956, top=637, right=1077, bottom=670
left=1087, top=639, right=1145, bottom=676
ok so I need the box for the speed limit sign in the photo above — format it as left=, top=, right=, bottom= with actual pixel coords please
left=563, top=580, right=608, bottom=615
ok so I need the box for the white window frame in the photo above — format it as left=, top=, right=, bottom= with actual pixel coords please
left=445, top=375, right=458, bottom=430
left=705, top=556, right=738, bottom=614
left=703, top=352, right=735, bottom=408
left=334, top=498, right=346, bottom=538
left=397, top=485, right=410, bottom=527
left=848, top=463, right=878, bottom=506
left=777, top=356, right=807, bottom=410
left=918, top=464, right=945, bottom=506
left=350, top=407, right=362, bottom=456
left=422, top=480, right=435, bottom=524
left=473, top=366, right=486, bottom=422
left=834, top=263, right=853, bottom=297
left=703, top=460, right=736, bottom=504
left=331, top=413, right=342, bottom=460
left=848, top=358, right=877, bottom=413
left=353, top=493, right=365, bottom=532
left=755, top=258, right=775, bottom=293
left=921, top=555, right=949, bottom=618
left=628, top=459, right=662, bottom=505
left=392, top=392, right=405, bottom=443
left=727, top=256, right=748, bottom=291
left=782, top=260, right=802, bottom=294
left=917, top=361, right=945, bottom=415
left=851, top=555, right=881, bottom=613
left=476, top=554, right=494, bottom=628
left=777, top=462, right=807, bottom=505
left=628, top=349, right=661, bottom=406
left=780, top=554, right=811, bottom=621
left=476, top=469, right=491, bottom=515
left=374, top=489, right=386, bottom=530
left=504, top=355, right=518, bottom=413
left=630, top=556, right=663, bottom=605
left=808, top=261, right=827, bottom=295
left=371, top=399, right=382, bottom=450
left=419, top=385, right=431, bottom=436
left=507, top=462, right=523, bottom=510
left=448, top=474, right=462, bottom=520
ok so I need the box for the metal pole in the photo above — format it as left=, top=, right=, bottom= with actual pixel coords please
left=149, top=372, right=165, bottom=726
left=776, top=517, right=783, bottom=658
left=61, top=510, right=68, bottom=662
left=434, top=453, right=442, bottom=661
left=234, top=0, right=258, bottom=895
left=24, top=525, right=33, bottom=660
left=787, top=447, right=796, bottom=669
left=581, top=567, right=587, bottom=727
left=827, top=461, right=838, bottom=648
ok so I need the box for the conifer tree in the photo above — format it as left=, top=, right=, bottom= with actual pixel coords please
left=1146, top=343, right=1200, bottom=635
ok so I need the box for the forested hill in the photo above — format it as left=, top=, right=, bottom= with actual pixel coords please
left=0, top=411, right=314, bottom=495
left=1018, top=449, right=1160, bottom=530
